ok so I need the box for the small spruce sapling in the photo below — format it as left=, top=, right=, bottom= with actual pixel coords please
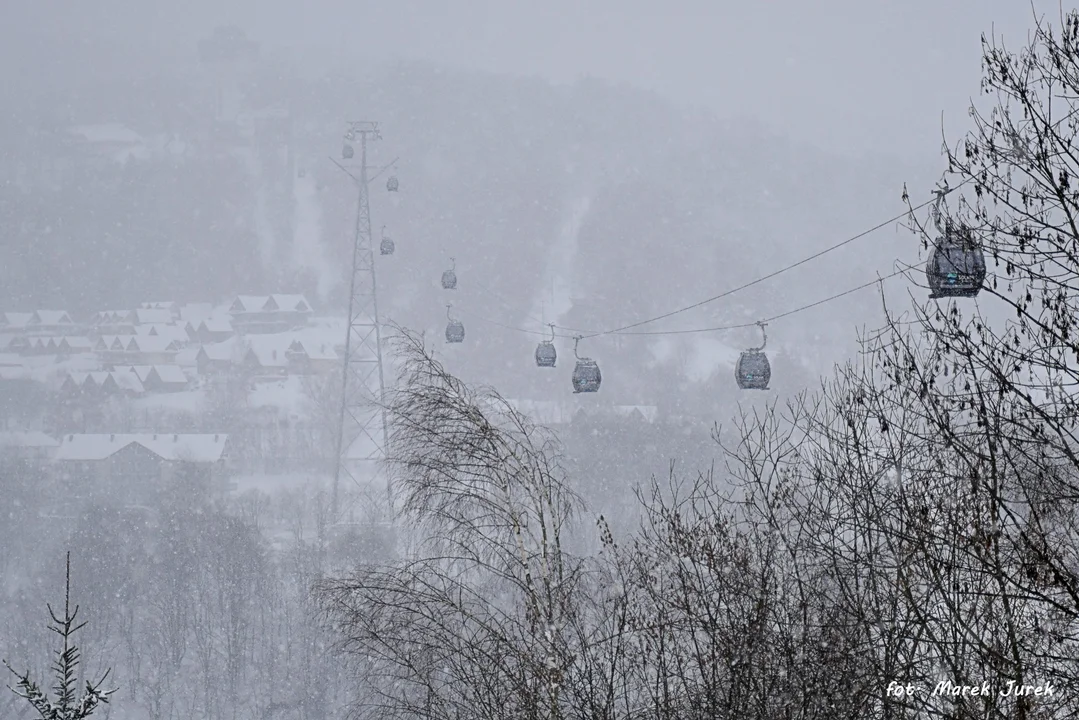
left=3, top=552, right=117, bottom=720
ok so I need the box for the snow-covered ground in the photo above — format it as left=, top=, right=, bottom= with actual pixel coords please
left=130, top=388, right=208, bottom=414
left=0, top=353, right=103, bottom=387
left=292, top=166, right=336, bottom=303
left=248, top=375, right=308, bottom=417
left=533, top=194, right=591, bottom=328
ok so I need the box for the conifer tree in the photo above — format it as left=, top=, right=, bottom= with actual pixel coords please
left=3, top=552, right=117, bottom=720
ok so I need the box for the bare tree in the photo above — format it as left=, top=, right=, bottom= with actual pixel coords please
left=716, top=13, right=1079, bottom=720
left=319, top=327, right=593, bottom=720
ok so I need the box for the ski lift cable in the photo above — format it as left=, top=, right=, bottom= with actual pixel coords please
left=443, top=107, right=1079, bottom=345
left=611, top=267, right=909, bottom=335
left=565, top=185, right=970, bottom=340
left=454, top=265, right=908, bottom=340
left=560, top=104, right=1079, bottom=340
left=452, top=305, right=553, bottom=337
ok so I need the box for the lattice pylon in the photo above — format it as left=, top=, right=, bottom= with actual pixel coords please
left=332, top=121, right=391, bottom=523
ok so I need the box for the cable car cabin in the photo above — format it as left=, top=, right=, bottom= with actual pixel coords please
left=342, top=144, right=354, bottom=160
left=445, top=319, right=465, bottom=343
left=572, top=358, right=601, bottom=393
left=387, top=176, right=399, bottom=192
left=380, top=237, right=395, bottom=255
left=441, top=269, right=457, bottom=290
left=535, top=341, right=556, bottom=368
left=735, top=350, right=770, bottom=390
left=926, top=228, right=986, bottom=299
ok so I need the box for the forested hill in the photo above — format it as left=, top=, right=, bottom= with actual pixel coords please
left=0, top=57, right=937, bottom=388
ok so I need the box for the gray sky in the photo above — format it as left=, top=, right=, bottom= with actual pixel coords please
left=3, top=0, right=1067, bottom=157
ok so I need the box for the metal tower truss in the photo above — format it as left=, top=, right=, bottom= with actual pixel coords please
left=332, top=121, right=392, bottom=522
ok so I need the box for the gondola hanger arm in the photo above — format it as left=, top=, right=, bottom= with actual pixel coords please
left=750, top=321, right=768, bottom=352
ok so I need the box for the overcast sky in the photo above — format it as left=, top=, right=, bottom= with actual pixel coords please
left=3, top=0, right=1068, bottom=158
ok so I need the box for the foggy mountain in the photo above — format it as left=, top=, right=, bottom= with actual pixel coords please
left=0, top=52, right=934, bottom=399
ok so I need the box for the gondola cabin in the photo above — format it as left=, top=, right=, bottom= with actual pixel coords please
left=926, top=226, right=986, bottom=299
left=572, top=358, right=601, bottom=393
left=535, top=341, right=556, bottom=367
left=735, top=350, right=770, bottom=390
left=446, top=319, right=465, bottom=343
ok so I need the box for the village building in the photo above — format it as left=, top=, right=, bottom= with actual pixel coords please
left=89, top=310, right=137, bottom=336
left=113, top=365, right=188, bottom=393
left=0, top=312, right=33, bottom=334
left=93, top=335, right=131, bottom=363
left=53, top=433, right=232, bottom=507
left=242, top=336, right=291, bottom=378
left=124, top=335, right=180, bottom=364
left=132, top=308, right=174, bottom=325
left=25, top=310, right=76, bottom=336
left=286, top=340, right=339, bottom=375
left=228, top=294, right=312, bottom=334
left=195, top=340, right=237, bottom=375
left=0, top=430, right=59, bottom=462
left=134, top=323, right=190, bottom=347
left=138, top=301, right=182, bottom=321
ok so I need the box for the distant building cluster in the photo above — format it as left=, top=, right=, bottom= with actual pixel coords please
left=0, top=293, right=345, bottom=507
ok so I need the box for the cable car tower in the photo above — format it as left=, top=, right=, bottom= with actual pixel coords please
left=331, top=120, right=393, bottom=521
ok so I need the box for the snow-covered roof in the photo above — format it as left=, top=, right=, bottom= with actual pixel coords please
left=288, top=339, right=338, bottom=361
left=0, top=431, right=59, bottom=449
left=54, top=433, right=228, bottom=462
left=269, top=294, right=311, bottom=313
left=125, top=336, right=178, bottom=353
left=173, top=347, right=199, bottom=368
left=134, top=308, right=173, bottom=325
left=231, top=295, right=268, bottom=314
left=230, top=294, right=312, bottom=314
left=179, top=303, right=215, bottom=324
left=200, top=316, right=233, bottom=332
left=244, top=336, right=292, bottom=367
left=134, top=324, right=189, bottom=344
left=152, top=365, right=188, bottom=384
left=114, top=365, right=153, bottom=383
left=94, top=335, right=128, bottom=352
left=30, top=310, right=73, bottom=326
left=1, top=312, right=33, bottom=328
left=139, top=301, right=178, bottom=311
left=198, top=338, right=238, bottom=361
left=110, top=370, right=145, bottom=393
left=113, top=364, right=184, bottom=385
